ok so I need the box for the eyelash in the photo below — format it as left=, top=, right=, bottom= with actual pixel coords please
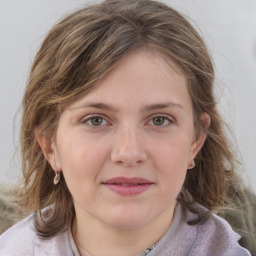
left=147, top=115, right=173, bottom=127
left=81, top=114, right=174, bottom=128
left=82, top=115, right=109, bottom=128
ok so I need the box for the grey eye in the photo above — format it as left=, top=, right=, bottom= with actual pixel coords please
left=89, top=116, right=104, bottom=126
left=152, top=116, right=166, bottom=126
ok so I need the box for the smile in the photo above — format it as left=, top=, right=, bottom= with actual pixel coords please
left=102, top=177, right=154, bottom=196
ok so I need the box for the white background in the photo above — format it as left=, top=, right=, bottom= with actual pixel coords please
left=0, top=0, right=255, bottom=192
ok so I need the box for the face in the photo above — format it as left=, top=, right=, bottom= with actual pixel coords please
left=39, top=48, right=208, bottom=231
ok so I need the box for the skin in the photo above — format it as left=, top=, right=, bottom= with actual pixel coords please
left=38, top=48, right=210, bottom=256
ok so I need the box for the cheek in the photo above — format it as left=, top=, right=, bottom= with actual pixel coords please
left=56, top=140, right=108, bottom=203
left=151, top=136, right=191, bottom=183
left=57, top=137, right=109, bottom=181
left=153, top=135, right=192, bottom=165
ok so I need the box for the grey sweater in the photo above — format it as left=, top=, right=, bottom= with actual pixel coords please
left=0, top=203, right=251, bottom=256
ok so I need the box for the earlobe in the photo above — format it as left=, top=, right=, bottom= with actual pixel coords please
left=35, top=128, right=61, bottom=172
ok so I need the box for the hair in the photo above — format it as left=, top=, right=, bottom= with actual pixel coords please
left=18, top=0, right=241, bottom=238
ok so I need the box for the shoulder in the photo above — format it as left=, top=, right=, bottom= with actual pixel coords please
left=0, top=214, right=73, bottom=256
left=151, top=203, right=251, bottom=256
left=0, top=214, right=36, bottom=255
left=189, top=204, right=251, bottom=256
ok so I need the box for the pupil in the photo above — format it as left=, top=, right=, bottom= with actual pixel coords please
left=153, top=117, right=164, bottom=126
left=92, top=117, right=102, bottom=126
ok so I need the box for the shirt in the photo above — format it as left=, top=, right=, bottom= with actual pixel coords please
left=0, top=203, right=251, bottom=256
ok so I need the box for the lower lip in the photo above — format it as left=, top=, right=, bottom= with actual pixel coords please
left=103, top=184, right=152, bottom=196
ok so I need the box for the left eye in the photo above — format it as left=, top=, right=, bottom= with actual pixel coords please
left=149, top=116, right=172, bottom=126
left=85, top=116, right=108, bottom=127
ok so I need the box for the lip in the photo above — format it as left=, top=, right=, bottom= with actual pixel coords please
left=102, top=177, right=154, bottom=196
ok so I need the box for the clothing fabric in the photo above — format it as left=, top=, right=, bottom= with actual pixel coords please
left=0, top=203, right=251, bottom=256
left=68, top=224, right=156, bottom=256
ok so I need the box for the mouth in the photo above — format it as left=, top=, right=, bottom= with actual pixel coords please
left=102, top=177, right=154, bottom=196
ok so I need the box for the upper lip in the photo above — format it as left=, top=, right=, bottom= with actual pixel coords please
left=102, top=177, right=153, bottom=185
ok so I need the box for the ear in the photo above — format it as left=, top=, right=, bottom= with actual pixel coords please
left=35, top=128, right=62, bottom=172
left=189, top=112, right=211, bottom=163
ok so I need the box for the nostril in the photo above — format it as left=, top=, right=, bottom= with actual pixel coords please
left=111, top=152, right=147, bottom=167
left=116, top=160, right=141, bottom=167
left=110, top=134, right=147, bottom=166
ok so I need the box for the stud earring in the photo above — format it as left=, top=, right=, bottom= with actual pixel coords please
left=53, top=172, right=60, bottom=185
left=188, top=160, right=195, bottom=169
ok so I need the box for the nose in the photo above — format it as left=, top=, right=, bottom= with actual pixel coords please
left=110, top=125, right=147, bottom=167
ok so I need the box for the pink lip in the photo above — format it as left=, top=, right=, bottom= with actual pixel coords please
left=102, top=177, right=154, bottom=196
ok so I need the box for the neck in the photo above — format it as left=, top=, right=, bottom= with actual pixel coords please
left=72, top=206, right=175, bottom=256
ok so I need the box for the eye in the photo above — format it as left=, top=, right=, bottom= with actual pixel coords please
left=148, top=116, right=173, bottom=127
left=84, top=116, right=108, bottom=127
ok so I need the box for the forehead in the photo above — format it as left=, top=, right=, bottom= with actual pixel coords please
left=68, top=48, right=190, bottom=110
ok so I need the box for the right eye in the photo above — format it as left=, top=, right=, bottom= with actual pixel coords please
left=83, top=116, right=108, bottom=127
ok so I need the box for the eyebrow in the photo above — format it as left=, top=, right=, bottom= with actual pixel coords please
left=141, top=102, right=184, bottom=112
left=70, top=102, right=183, bottom=112
left=70, top=103, right=117, bottom=112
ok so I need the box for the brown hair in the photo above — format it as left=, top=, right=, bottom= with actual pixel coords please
left=19, top=0, right=240, bottom=238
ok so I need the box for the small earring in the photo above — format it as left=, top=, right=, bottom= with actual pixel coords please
left=53, top=172, right=60, bottom=185
left=188, top=160, right=195, bottom=169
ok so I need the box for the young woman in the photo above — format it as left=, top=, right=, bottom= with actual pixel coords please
left=0, top=0, right=252, bottom=255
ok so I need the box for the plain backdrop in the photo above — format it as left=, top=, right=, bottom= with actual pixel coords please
left=0, top=0, right=256, bottom=192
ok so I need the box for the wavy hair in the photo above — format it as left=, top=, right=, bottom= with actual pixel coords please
left=18, top=0, right=240, bottom=238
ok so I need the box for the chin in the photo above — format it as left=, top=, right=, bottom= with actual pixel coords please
left=103, top=207, right=152, bottom=230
